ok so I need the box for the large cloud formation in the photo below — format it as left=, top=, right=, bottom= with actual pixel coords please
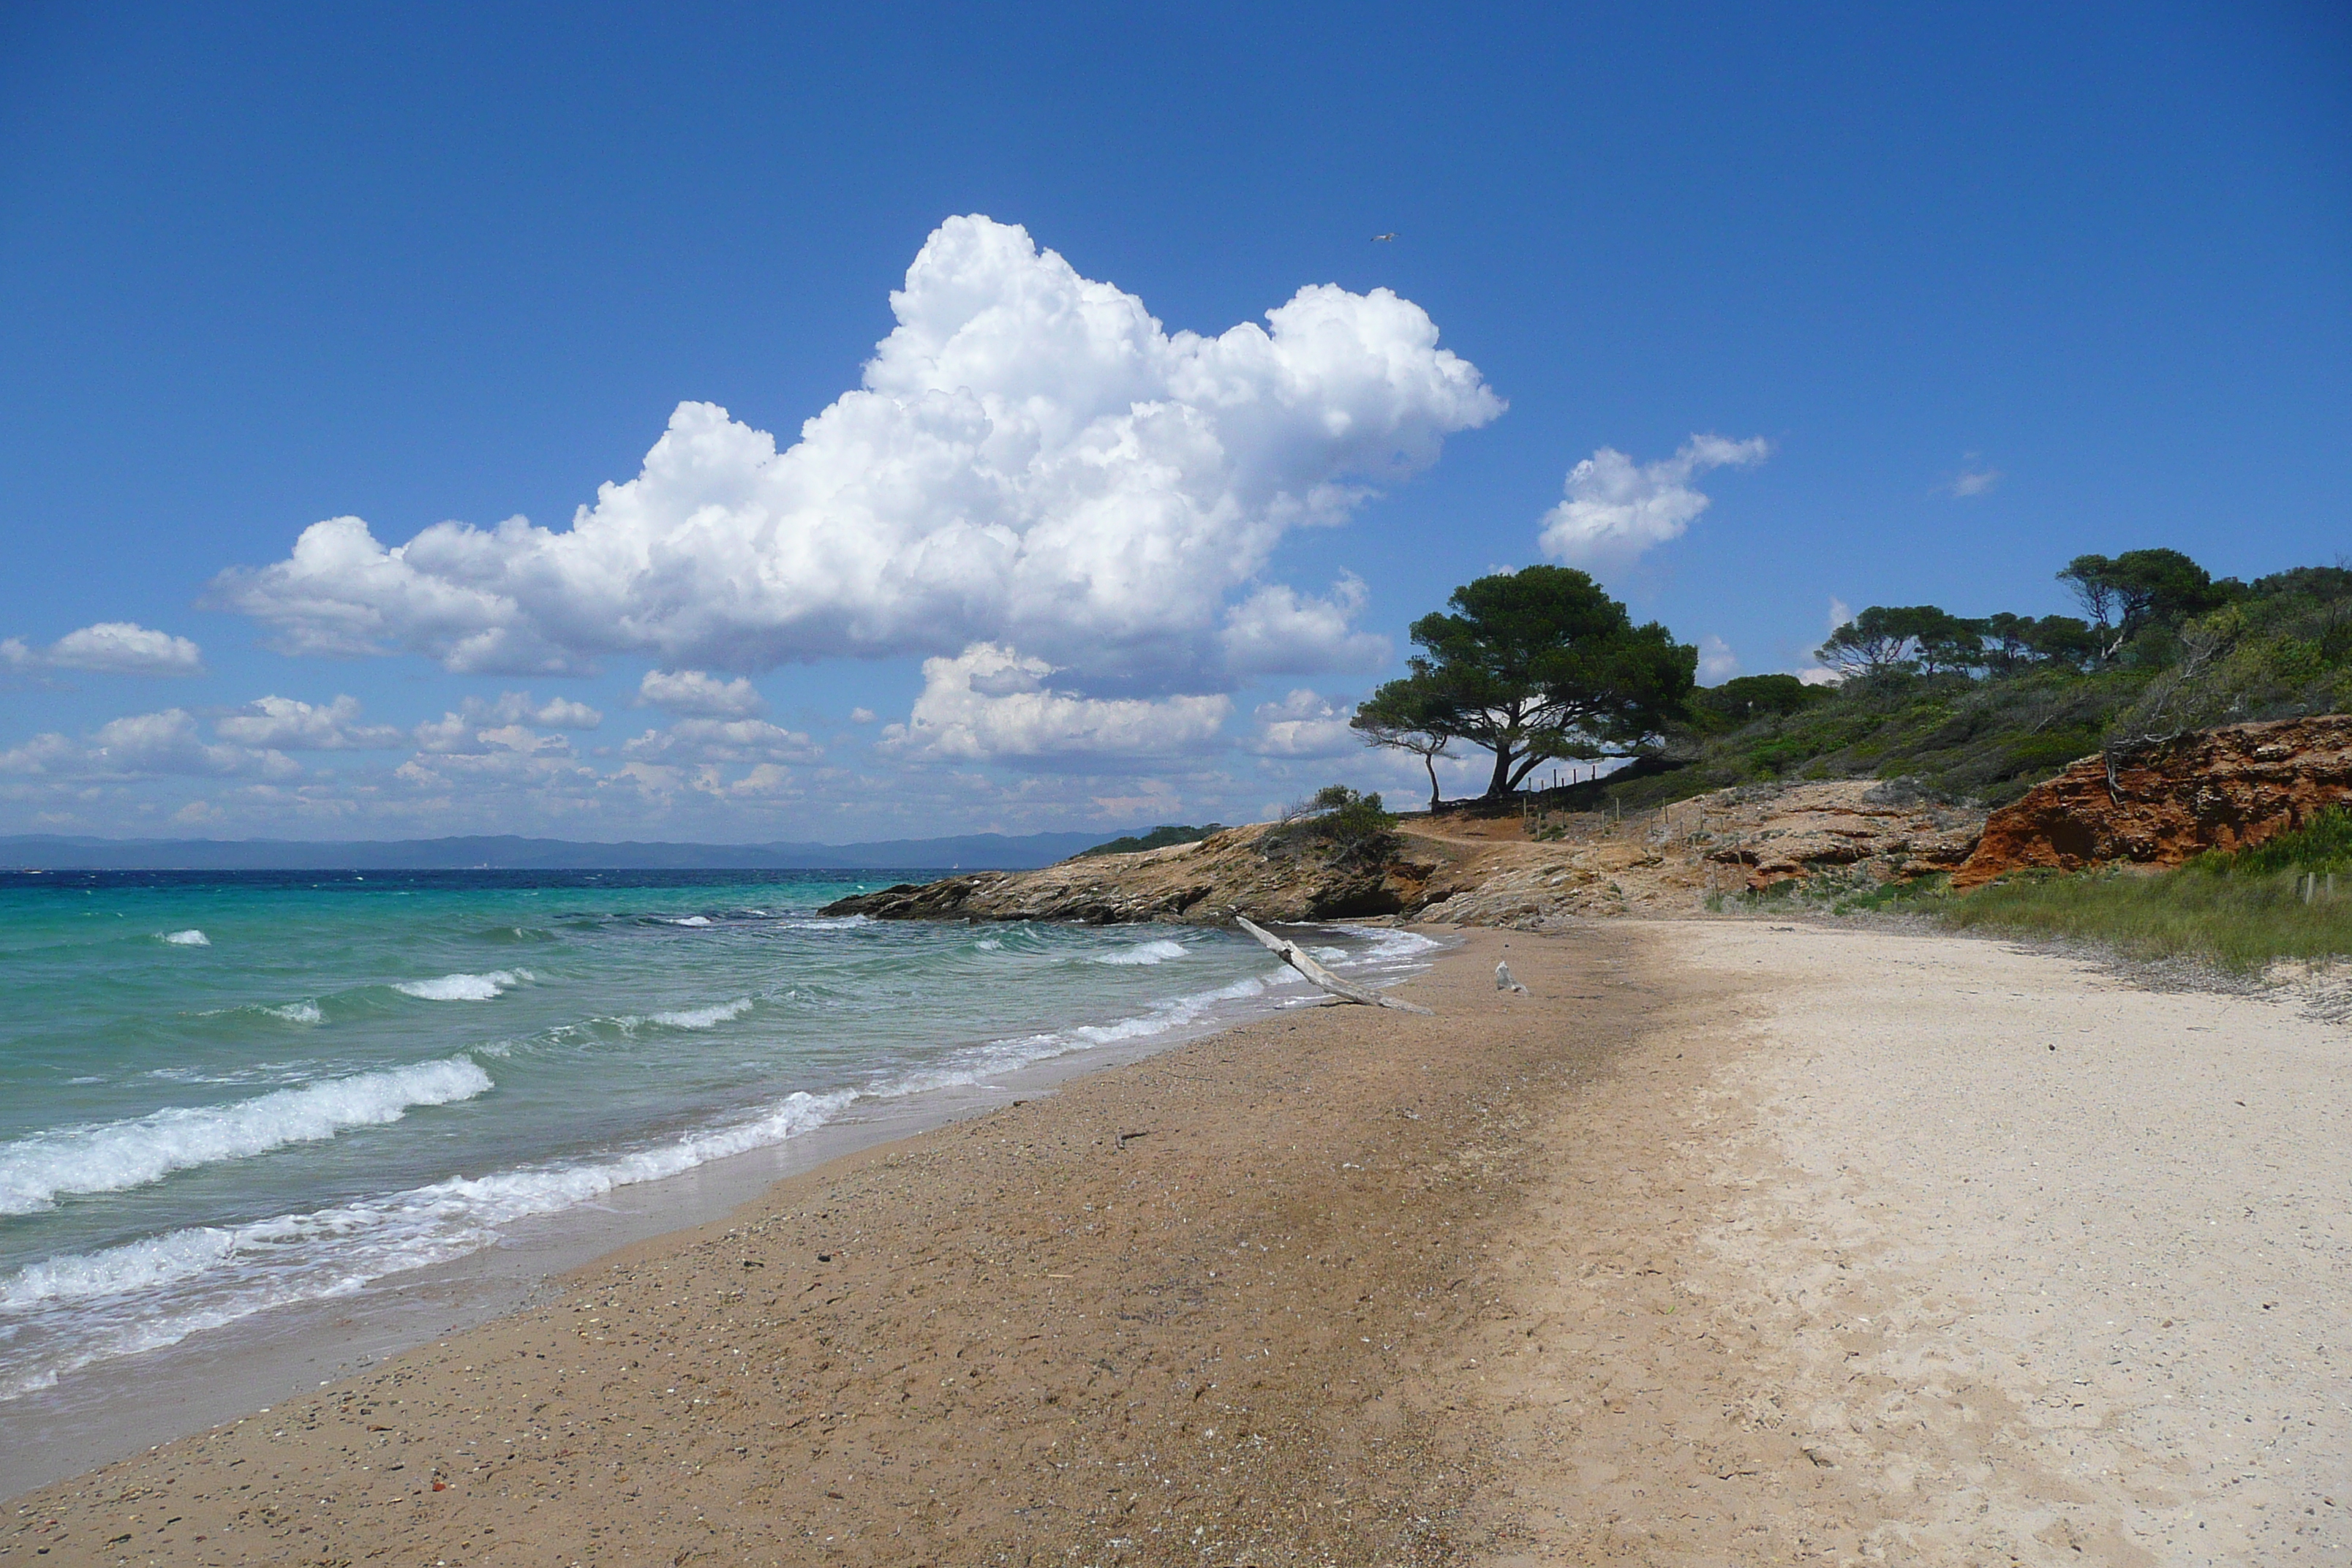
left=214, top=216, right=1500, bottom=687
left=1538, top=434, right=1768, bottom=572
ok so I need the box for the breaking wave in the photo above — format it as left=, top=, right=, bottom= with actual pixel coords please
left=0, top=1058, right=494, bottom=1215
left=1090, top=938, right=1189, bottom=966
left=394, top=969, right=530, bottom=1002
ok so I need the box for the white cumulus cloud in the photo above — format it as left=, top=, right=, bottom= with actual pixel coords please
left=1537, top=434, right=1769, bottom=572
left=636, top=668, right=766, bottom=718
left=412, top=692, right=601, bottom=755
left=0, top=710, right=298, bottom=780
left=211, top=215, right=1499, bottom=685
left=1219, top=576, right=1389, bottom=677
left=621, top=719, right=821, bottom=765
left=3, top=622, right=204, bottom=676
left=1697, top=636, right=1741, bottom=682
left=881, top=643, right=1231, bottom=762
left=216, top=695, right=405, bottom=750
left=1243, top=689, right=1360, bottom=757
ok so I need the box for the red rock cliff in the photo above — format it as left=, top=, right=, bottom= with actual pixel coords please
left=1950, top=714, right=2352, bottom=889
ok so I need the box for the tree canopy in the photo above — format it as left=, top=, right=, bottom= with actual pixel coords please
left=1819, top=605, right=2104, bottom=679
left=1689, top=673, right=1823, bottom=731
left=2057, top=549, right=2231, bottom=657
left=1817, top=605, right=1984, bottom=678
left=1352, top=566, right=1695, bottom=802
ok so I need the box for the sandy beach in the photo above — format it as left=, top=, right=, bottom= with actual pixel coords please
left=8, top=920, right=2346, bottom=1566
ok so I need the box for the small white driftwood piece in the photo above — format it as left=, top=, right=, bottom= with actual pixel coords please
left=1235, top=915, right=1434, bottom=1015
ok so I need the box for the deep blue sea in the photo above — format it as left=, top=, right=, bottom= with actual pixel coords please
left=0, top=869, right=1434, bottom=1406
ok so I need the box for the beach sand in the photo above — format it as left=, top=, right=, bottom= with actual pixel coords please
left=9, top=921, right=2346, bottom=1565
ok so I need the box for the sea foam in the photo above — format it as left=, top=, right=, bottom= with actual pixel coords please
left=646, top=998, right=754, bottom=1030
left=0, top=1058, right=494, bottom=1215
left=161, top=930, right=210, bottom=946
left=394, top=969, right=529, bottom=1001
left=1090, top=938, right=1188, bottom=966
left=0, top=1086, right=852, bottom=1395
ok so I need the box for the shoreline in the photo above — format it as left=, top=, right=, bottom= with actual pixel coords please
left=7, top=925, right=1612, bottom=1564
left=1, top=928, right=1440, bottom=1501
left=11, top=919, right=2345, bottom=1564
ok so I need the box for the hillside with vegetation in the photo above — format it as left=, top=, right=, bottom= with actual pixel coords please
left=1569, top=550, right=2352, bottom=814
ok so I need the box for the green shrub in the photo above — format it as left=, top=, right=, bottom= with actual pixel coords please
left=1078, top=823, right=1226, bottom=858
left=1946, top=818, right=2352, bottom=968
left=1262, top=785, right=1399, bottom=864
left=2198, top=807, right=2352, bottom=877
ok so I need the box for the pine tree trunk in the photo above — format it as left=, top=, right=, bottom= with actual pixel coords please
left=1485, top=745, right=1515, bottom=799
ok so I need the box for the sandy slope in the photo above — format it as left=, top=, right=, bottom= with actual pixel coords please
left=1471, top=922, right=2349, bottom=1565
left=9, top=921, right=2346, bottom=1566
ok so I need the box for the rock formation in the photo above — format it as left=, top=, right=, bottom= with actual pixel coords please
left=821, top=824, right=1432, bottom=924
left=1950, top=714, right=2352, bottom=889
left=826, top=780, right=1983, bottom=930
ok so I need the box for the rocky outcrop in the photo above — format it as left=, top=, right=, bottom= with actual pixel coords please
left=1697, top=780, right=1981, bottom=889
left=1950, top=715, right=2352, bottom=889
left=1411, top=780, right=1983, bottom=928
left=826, top=780, right=1983, bottom=930
left=820, top=825, right=1431, bottom=924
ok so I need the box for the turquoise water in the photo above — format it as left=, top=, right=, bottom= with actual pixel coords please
left=0, top=870, right=1434, bottom=1403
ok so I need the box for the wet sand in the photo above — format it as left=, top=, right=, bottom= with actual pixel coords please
left=10, top=921, right=2347, bottom=1566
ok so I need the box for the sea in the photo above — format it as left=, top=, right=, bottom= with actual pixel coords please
left=0, top=867, right=1436, bottom=1454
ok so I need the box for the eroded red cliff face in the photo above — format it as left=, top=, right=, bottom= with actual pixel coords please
left=1950, top=715, right=2352, bottom=888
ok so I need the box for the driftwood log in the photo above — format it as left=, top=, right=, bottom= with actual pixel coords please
left=1234, top=916, right=1434, bottom=1016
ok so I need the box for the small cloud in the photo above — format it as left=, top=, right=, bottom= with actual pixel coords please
left=848, top=707, right=876, bottom=724
left=1219, top=576, right=1389, bottom=678
left=216, top=695, right=405, bottom=750
left=636, top=668, right=766, bottom=719
left=411, top=691, right=601, bottom=755
left=1797, top=666, right=1844, bottom=687
left=5, top=622, right=205, bottom=676
left=1947, top=467, right=2002, bottom=498
left=1243, top=690, right=1360, bottom=757
left=621, top=718, right=821, bottom=765
left=1697, top=636, right=1740, bottom=682
left=1538, top=434, right=1770, bottom=573
left=880, top=643, right=1229, bottom=762
left=0, top=709, right=298, bottom=780
left=1827, top=597, right=1852, bottom=633
left=470, top=692, right=600, bottom=729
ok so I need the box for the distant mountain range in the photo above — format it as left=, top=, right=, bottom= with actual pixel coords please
left=0, top=829, right=1136, bottom=872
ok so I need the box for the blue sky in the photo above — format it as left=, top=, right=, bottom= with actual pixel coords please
left=3, top=1, right=2347, bottom=841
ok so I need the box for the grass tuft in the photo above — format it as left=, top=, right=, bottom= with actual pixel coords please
left=1942, top=808, right=2352, bottom=968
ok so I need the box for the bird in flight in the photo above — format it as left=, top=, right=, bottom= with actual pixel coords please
left=1371, top=232, right=1397, bottom=241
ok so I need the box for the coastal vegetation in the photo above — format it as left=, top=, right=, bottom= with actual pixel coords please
left=1352, top=565, right=1697, bottom=803
left=1509, top=548, right=2352, bottom=815
left=1796, top=810, right=2352, bottom=970
left=1344, top=549, right=2352, bottom=968
left=1077, top=823, right=1226, bottom=856
left=1262, top=785, right=1400, bottom=865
